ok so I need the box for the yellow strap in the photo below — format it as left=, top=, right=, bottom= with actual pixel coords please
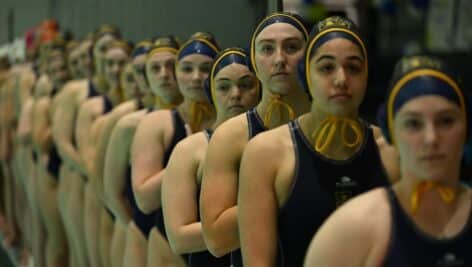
left=263, top=94, right=296, bottom=127
left=312, top=116, right=363, bottom=154
left=155, top=96, right=177, bottom=110
left=410, top=181, right=456, bottom=214
left=189, top=101, right=212, bottom=132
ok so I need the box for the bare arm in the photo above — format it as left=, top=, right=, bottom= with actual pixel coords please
left=32, top=97, right=53, bottom=153
left=200, top=119, right=245, bottom=257
left=238, top=136, right=279, bottom=266
left=16, top=98, right=34, bottom=145
left=52, top=88, right=86, bottom=173
left=131, top=111, right=170, bottom=213
left=92, top=101, right=136, bottom=195
left=104, top=110, right=146, bottom=223
left=162, top=134, right=208, bottom=254
left=75, top=97, right=103, bottom=178
left=304, top=190, right=387, bottom=267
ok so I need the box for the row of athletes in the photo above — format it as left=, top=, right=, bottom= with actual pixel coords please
left=0, top=12, right=470, bottom=267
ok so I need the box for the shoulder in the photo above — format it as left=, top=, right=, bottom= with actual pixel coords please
left=210, top=112, right=249, bottom=150
left=245, top=123, right=291, bottom=157
left=116, top=109, right=147, bottom=129
left=175, top=132, right=207, bottom=154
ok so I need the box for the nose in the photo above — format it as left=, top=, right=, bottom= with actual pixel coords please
left=273, top=47, right=286, bottom=69
left=424, top=122, right=439, bottom=147
left=230, top=85, right=242, bottom=101
left=333, top=67, right=347, bottom=89
left=192, top=69, right=205, bottom=82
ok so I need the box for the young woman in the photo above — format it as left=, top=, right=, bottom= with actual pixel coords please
left=199, top=13, right=311, bottom=266
left=52, top=25, right=121, bottom=267
left=162, top=48, right=260, bottom=267
left=304, top=55, right=472, bottom=267
left=76, top=38, right=130, bottom=267
left=32, top=40, right=70, bottom=267
left=131, top=32, right=219, bottom=267
left=104, top=36, right=183, bottom=267
left=238, top=16, right=394, bottom=266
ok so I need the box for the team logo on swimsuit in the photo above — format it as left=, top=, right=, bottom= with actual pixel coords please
left=335, top=176, right=357, bottom=188
left=436, top=252, right=464, bottom=267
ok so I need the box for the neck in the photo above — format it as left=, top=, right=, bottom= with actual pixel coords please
left=154, top=94, right=181, bottom=110
left=298, top=105, right=362, bottom=160
left=256, top=86, right=310, bottom=129
left=178, top=97, right=215, bottom=132
left=92, top=75, right=108, bottom=94
left=393, top=174, right=465, bottom=231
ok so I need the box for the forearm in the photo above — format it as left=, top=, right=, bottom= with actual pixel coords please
left=204, top=206, right=240, bottom=256
left=135, top=170, right=165, bottom=214
left=169, top=222, right=208, bottom=254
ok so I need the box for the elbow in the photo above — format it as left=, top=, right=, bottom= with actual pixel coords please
left=203, top=230, right=231, bottom=258
left=168, top=234, right=189, bottom=255
left=205, top=238, right=230, bottom=258
left=134, top=192, right=154, bottom=214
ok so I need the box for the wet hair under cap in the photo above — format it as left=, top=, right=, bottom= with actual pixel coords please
left=107, top=39, right=133, bottom=56
left=297, top=16, right=367, bottom=94
left=147, top=35, right=181, bottom=59
left=177, top=31, right=220, bottom=60
left=249, top=12, right=310, bottom=74
left=131, top=40, right=153, bottom=58
left=377, top=55, right=468, bottom=145
left=203, top=47, right=256, bottom=105
left=93, top=24, right=122, bottom=43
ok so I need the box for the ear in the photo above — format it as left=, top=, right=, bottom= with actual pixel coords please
left=203, top=77, right=213, bottom=105
left=376, top=102, right=392, bottom=144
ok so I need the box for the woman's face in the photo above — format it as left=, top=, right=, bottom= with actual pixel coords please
left=132, top=54, right=149, bottom=91
left=67, top=46, right=82, bottom=79
left=308, top=38, right=367, bottom=117
left=254, top=23, right=305, bottom=95
left=146, top=51, right=180, bottom=100
left=93, top=34, right=117, bottom=77
left=394, top=95, right=466, bottom=181
left=120, top=63, right=140, bottom=100
left=213, top=63, right=259, bottom=117
left=176, top=53, right=213, bottom=102
left=77, top=41, right=93, bottom=79
left=48, top=53, right=69, bottom=88
left=104, top=47, right=128, bottom=89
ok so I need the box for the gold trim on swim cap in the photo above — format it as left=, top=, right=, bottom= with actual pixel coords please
left=177, top=38, right=219, bottom=59
left=209, top=50, right=247, bottom=110
left=316, top=16, right=355, bottom=32
left=305, top=28, right=368, bottom=92
left=108, top=40, right=132, bottom=55
left=387, top=69, right=465, bottom=145
left=147, top=47, right=179, bottom=59
left=250, top=13, right=309, bottom=76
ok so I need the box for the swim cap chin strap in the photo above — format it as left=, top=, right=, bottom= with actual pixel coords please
left=410, top=181, right=456, bottom=214
left=311, top=116, right=363, bottom=155
left=263, top=94, right=296, bottom=127
left=189, top=101, right=212, bottom=132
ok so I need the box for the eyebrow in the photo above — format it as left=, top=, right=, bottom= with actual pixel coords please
left=257, top=37, right=303, bottom=44
left=315, top=54, right=364, bottom=63
left=401, top=108, right=461, bottom=116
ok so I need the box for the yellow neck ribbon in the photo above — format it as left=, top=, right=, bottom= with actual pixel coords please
left=410, top=181, right=456, bottom=214
left=311, top=116, right=363, bottom=155
left=263, top=94, right=296, bottom=127
left=189, top=101, right=212, bottom=132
